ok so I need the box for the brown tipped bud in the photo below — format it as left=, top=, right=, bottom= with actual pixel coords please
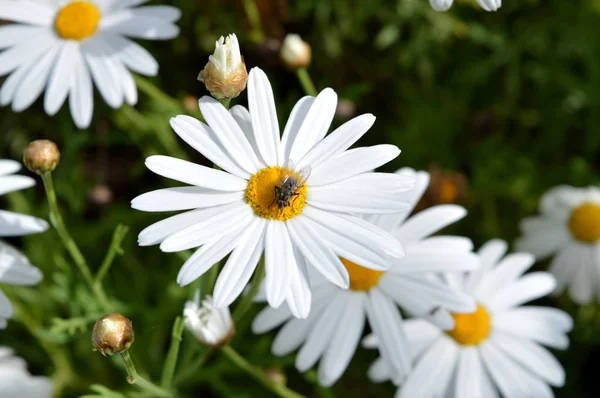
left=23, top=140, right=60, bottom=175
left=92, top=313, right=135, bottom=356
left=183, top=291, right=235, bottom=349
left=280, top=34, right=311, bottom=70
left=199, top=33, right=248, bottom=100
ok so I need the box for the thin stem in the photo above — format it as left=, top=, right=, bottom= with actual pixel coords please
left=120, top=351, right=172, bottom=398
left=233, top=260, right=265, bottom=322
left=218, top=98, right=231, bottom=109
left=160, top=317, right=185, bottom=390
left=221, top=346, right=305, bottom=398
left=96, top=224, right=129, bottom=284
left=41, top=172, right=110, bottom=312
left=295, top=68, right=318, bottom=97
left=242, top=0, right=265, bottom=43
left=173, top=349, right=212, bottom=387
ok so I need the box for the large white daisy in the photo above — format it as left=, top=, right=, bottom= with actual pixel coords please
left=0, top=159, right=47, bottom=329
left=366, top=239, right=572, bottom=398
left=0, top=160, right=48, bottom=329
left=251, top=168, right=479, bottom=386
left=0, top=346, right=52, bottom=397
left=515, top=185, right=600, bottom=304
left=132, top=67, right=414, bottom=319
left=0, top=0, right=181, bottom=128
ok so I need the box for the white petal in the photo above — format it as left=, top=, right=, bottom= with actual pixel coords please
left=464, top=239, right=508, bottom=294
left=101, top=32, right=158, bottom=76
left=285, top=248, right=312, bottom=319
left=286, top=216, right=349, bottom=289
left=115, top=60, right=137, bottom=105
left=391, top=251, right=479, bottom=274
left=145, top=155, right=247, bottom=191
left=252, top=304, right=293, bottom=334
left=318, top=292, right=365, bottom=386
left=309, top=145, right=400, bottom=187
left=131, top=187, right=243, bottom=212
left=392, top=168, right=431, bottom=224
left=280, top=96, right=314, bottom=162
left=102, top=0, right=150, bottom=12
left=514, top=222, right=570, bottom=260
left=69, top=49, right=94, bottom=129
left=297, top=113, right=376, bottom=170
left=0, top=31, right=55, bottom=86
left=549, top=244, right=581, bottom=293
left=455, top=347, right=484, bottom=398
left=229, top=105, right=260, bottom=158
left=100, top=14, right=179, bottom=40
left=0, top=160, right=20, bottom=176
left=170, top=115, right=250, bottom=179
left=365, top=289, right=411, bottom=383
left=568, top=246, right=595, bottom=305
left=404, top=319, right=442, bottom=360
left=0, top=2, right=54, bottom=25
left=0, top=175, right=34, bottom=196
left=109, top=5, right=181, bottom=24
left=44, top=41, right=77, bottom=116
left=394, top=205, right=467, bottom=243
left=213, top=218, right=266, bottom=307
left=0, top=25, right=47, bottom=50
left=0, top=241, right=42, bottom=286
left=82, top=38, right=123, bottom=109
left=367, top=358, right=391, bottom=383
left=247, top=68, right=280, bottom=165
left=308, top=185, right=410, bottom=214
left=486, top=272, right=556, bottom=312
left=160, top=203, right=252, bottom=252
left=0, top=289, right=13, bottom=319
left=0, top=210, right=48, bottom=237
left=264, top=221, right=294, bottom=308
left=473, top=253, right=535, bottom=299
left=320, top=172, right=415, bottom=194
left=287, top=89, right=337, bottom=163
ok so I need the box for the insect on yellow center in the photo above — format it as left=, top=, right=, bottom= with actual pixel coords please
left=54, top=1, right=101, bottom=41
left=245, top=166, right=307, bottom=221
left=447, top=304, right=491, bottom=346
left=568, top=202, right=600, bottom=243
left=341, top=258, right=384, bottom=291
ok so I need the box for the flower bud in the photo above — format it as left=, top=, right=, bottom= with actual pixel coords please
left=198, top=33, right=248, bottom=100
left=280, top=34, right=311, bottom=70
left=477, top=0, right=501, bottom=11
left=429, top=0, right=454, bottom=11
left=183, top=291, right=234, bottom=349
left=23, top=140, right=60, bottom=175
left=92, top=313, right=135, bottom=356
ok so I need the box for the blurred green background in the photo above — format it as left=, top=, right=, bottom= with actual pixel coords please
left=2, top=0, right=600, bottom=396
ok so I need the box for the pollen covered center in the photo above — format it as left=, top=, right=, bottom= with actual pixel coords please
left=54, top=1, right=100, bottom=41
left=341, top=258, right=384, bottom=291
left=569, top=202, right=600, bottom=243
left=447, top=304, right=491, bottom=346
left=245, top=166, right=306, bottom=221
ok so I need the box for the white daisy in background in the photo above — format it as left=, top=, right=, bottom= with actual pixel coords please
left=0, top=346, right=52, bottom=397
left=0, top=0, right=181, bottom=129
left=251, top=168, right=479, bottom=386
left=429, top=0, right=501, bottom=12
left=132, top=67, right=414, bottom=319
left=516, top=185, right=600, bottom=304
left=183, top=290, right=235, bottom=348
left=0, top=160, right=47, bottom=328
left=366, top=239, right=572, bottom=398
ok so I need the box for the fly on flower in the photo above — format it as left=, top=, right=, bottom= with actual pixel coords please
left=271, top=160, right=311, bottom=210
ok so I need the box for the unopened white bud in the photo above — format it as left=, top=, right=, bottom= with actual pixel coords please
left=280, top=34, right=311, bottom=70
left=183, top=291, right=234, bottom=349
left=198, top=33, right=248, bottom=100
left=477, top=0, right=501, bottom=11
left=429, top=0, right=454, bottom=11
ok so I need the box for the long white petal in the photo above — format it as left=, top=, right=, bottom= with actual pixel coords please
left=131, top=187, right=243, bottom=212
left=101, top=32, right=158, bottom=76
left=69, top=49, right=94, bottom=129
left=0, top=2, right=54, bottom=25
left=280, top=96, right=314, bottom=162
left=0, top=241, right=42, bottom=286
left=0, top=210, right=48, bottom=237
left=394, top=205, right=466, bottom=243
left=247, top=68, right=280, bottom=165
left=44, top=41, right=77, bottom=116
left=264, top=221, right=294, bottom=308
left=485, top=272, right=556, bottom=312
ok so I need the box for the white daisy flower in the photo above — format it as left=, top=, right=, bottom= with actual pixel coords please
left=516, top=185, right=600, bottom=304
left=0, top=0, right=181, bottom=129
left=0, top=159, right=47, bottom=328
left=0, top=346, right=52, bottom=397
left=132, top=67, right=414, bottom=319
left=183, top=290, right=234, bottom=348
left=251, top=168, right=479, bottom=386
left=366, top=239, right=572, bottom=398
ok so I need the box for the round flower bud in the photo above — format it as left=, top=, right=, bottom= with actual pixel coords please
left=92, top=313, right=135, bottom=356
left=280, top=34, right=311, bottom=70
left=198, top=33, right=248, bottom=100
left=23, top=140, right=60, bottom=175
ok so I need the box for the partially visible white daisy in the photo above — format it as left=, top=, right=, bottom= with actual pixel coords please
left=366, top=239, right=572, bottom=398
left=251, top=168, right=479, bottom=386
left=0, top=159, right=47, bottom=328
left=516, top=185, right=600, bottom=304
left=183, top=290, right=234, bottom=348
left=133, top=67, right=414, bottom=319
left=0, top=0, right=181, bottom=128
left=0, top=346, right=52, bottom=397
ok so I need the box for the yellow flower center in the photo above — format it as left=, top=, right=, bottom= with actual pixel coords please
left=54, top=1, right=100, bottom=41
left=341, top=258, right=383, bottom=291
left=447, top=304, right=491, bottom=346
left=245, top=166, right=306, bottom=221
left=568, top=202, right=600, bottom=243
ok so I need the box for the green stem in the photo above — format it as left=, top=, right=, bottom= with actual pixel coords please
left=134, top=75, right=182, bottom=110
left=295, top=68, right=318, bottom=97
left=41, top=172, right=110, bottom=312
left=221, top=346, right=305, bottom=398
left=173, top=349, right=212, bottom=387
left=96, top=224, right=129, bottom=284
left=218, top=98, right=231, bottom=109
left=160, top=317, right=185, bottom=390
left=120, top=351, right=173, bottom=398
left=232, top=260, right=265, bottom=322
left=242, top=0, right=265, bottom=43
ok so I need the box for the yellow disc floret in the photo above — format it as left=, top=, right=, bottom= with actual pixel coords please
left=447, top=304, right=491, bottom=346
left=245, top=166, right=306, bottom=221
left=341, top=258, right=383, bottom=291
left=568, top=202, right=600, bottom=243
left=54, top=1, right=100, bottom=41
